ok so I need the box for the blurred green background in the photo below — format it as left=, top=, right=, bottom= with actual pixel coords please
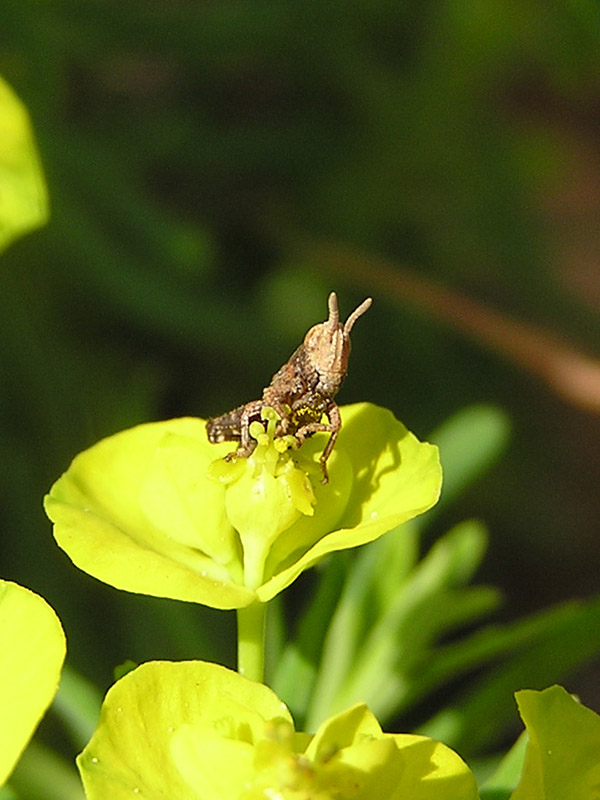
left=2, top=0, right=600, bottom=742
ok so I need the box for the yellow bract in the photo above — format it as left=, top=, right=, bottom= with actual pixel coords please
left=0, top=76, right=49, bottom=253
left=0, top=580, right=65, bottom=786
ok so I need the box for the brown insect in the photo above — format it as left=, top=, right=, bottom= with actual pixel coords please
left=206, top=292, right=372, bottom=482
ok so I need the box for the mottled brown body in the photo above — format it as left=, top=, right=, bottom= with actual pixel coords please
left=206, top=292, right=372, bottom=482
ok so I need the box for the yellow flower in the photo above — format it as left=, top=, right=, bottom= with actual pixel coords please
left=78, top=660, right=479, bottom=800
left=45, top=403, right=441, bottom=608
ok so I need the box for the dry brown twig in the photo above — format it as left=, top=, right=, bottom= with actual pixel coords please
left=310, top=241, right=600, bottom=415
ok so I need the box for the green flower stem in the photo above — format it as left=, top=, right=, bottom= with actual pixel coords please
left=243, top=538, right=269, bottom=592
left=236, top=602, right=267, bottom=682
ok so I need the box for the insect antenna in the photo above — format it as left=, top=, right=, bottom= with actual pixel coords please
left=327, top=291, right=340, bottom=327
left=343, top=297, right=373, bottom=335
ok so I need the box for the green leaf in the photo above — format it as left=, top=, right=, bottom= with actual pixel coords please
left=0, top=581, right=65, bottom=786
left=511, top=685, right=600, bottom=799
left=479, top=732, right=528, bottom=800
left=418, top=596, right=600, bottom=754
left=429, top=405, right=510, bottom=514
left=0, top=76, right=48, bottom=253
left=53, top=664, right=102, bottom=750
left=8, top=741, right=84, bottom=800
left=273, top=524, right=418, bottom=723
left=306, top=538, right=387, bottom=731
left=270, top=555, right=347, bottom=720
left=306, top=519, right=498, bottom=729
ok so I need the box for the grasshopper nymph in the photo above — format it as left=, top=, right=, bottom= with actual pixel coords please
left=206, top=292, right=372, bottom=482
